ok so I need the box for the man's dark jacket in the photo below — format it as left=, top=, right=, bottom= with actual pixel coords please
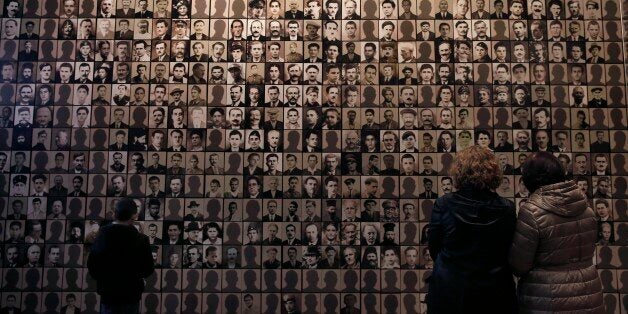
left=87, top=223, right=155, bottom=304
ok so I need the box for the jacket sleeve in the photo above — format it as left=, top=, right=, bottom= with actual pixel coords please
left=428, top=199, right=445, bottom=260
left=509, top=204, right=540, bottom=276
left=137, top=235, right=155, bottom=278
left=86, top=242, right=103, bottom=281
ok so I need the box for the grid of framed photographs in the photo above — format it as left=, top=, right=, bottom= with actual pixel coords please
left=0, top=0, right=626, bottom=312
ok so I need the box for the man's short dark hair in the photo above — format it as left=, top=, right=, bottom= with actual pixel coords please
left=115, top=198, right=138, bottom=221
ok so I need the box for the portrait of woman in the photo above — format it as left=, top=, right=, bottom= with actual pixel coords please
left=380, top=247, right=400, bottom=269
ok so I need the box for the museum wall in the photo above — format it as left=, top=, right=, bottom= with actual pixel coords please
left=0, top=0, right=626, bottom=312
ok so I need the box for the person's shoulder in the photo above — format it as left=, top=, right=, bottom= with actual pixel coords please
left=516, top=193, right=541, bottom=214
left=436, top=191, right=455, bottom=205
left=137, top=231, right=150, bottom=241
left=437, top=191, right=478, bottom=213
left=104, top=223, right=141, bottom=236
left=495, top=195, right=516, bottom=214
left=99, top=223, right=116, bottom=233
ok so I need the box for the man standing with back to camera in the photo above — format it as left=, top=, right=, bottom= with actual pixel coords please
left=87, top=198, right=155, bottom=313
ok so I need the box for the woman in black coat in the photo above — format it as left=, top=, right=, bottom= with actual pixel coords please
left=427, top=146, right=517, bottom=313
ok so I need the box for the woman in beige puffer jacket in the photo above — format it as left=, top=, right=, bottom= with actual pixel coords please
left=509, top=152, right=603, bottom=313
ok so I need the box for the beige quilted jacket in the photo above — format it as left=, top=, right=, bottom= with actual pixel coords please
left=509, top=181, right=603, bottom=314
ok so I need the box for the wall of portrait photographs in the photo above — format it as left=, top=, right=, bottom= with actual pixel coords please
left=0, top=0, right=626, bottom=312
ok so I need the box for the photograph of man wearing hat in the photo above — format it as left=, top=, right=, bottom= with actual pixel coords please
left=399, top=66, right=418, bottom=84
left=397, top=108, right=417, bottom=130
left=586, top=44, right=604, bottom=63
left=472, top=42, right=491, bottom=63
left=246, top=224, right=262, bottom=245
left=228, top=64, right=246, bottom=85
left=92, top=64, right=110, bottom=83
left=588, top=87, right=607, bottom=108
left=167, top=88, right=185, bottom=107
left=361, top=199, right=381, bottom=221
left=343, top=178, right=360, bottom=198
left=379, top=42, right=398, bottom=63
left=230, top=44, right=247, bottom=63
left=303, top=246, right=321, bottom=269
left=489, top=85, right=508, bottom=107
left=317, top=246, right=339, bottom=269
left=183, top=222, right=202, bottom=245
left=183, top=201, right=204, bottom=221
left=381, top=223, right=398, bottom=245
left=172, top=20, right=189, bottom=39
left=262, top=247, right=281, bottom=269
left=304, top=22, right=321, bottom=41
left=532, top=86, right=551, bottom=107
left=360, top=246, right=379, bottom=269
left=10, top=174, right=28, bottom=196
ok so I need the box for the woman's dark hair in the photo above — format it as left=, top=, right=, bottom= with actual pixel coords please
left=420, top=224, right=429, bottom=244
left=115, top=198, right=138, bottom=221
left=204, top=222, right=223, bottom=237
left=521, top=152, right=566, bottom=193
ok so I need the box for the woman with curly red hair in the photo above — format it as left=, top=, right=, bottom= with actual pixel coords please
left=427, top=146, right=517, bottom=313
